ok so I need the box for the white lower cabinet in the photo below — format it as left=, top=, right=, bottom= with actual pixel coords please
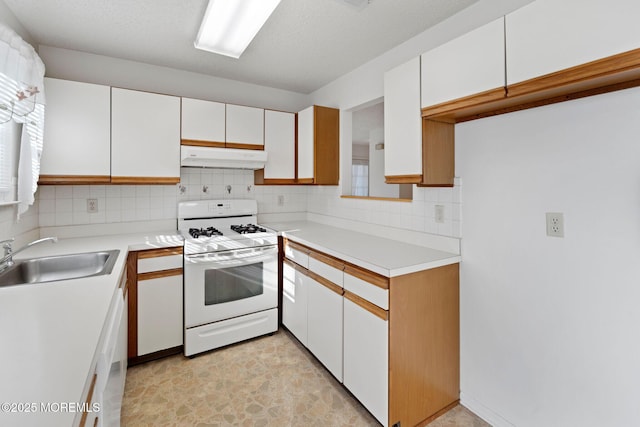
left=282, top=261, right=308, bottom=346
left=343, top=297, right=389, bottom=425
left=306, top=277, right=343, bottom=381
left=137, top=274, right=183, bottom=355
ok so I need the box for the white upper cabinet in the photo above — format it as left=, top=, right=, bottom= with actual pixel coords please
left=181, top=97, right=225, bottom=144
left=40, top=78, right=111, bottom=178
left=225, top=104, right=264, bottom=148
left=297, top=106, right=314, bottom=181
left=384, top=56, right=422, bottom=180
left=506, top=0, right=640, bottom=85
left=421, top=17, right=505, bottom=108
left=111, top=88, right=180, bottom=181
left=263, top=110, right=295, bottom=180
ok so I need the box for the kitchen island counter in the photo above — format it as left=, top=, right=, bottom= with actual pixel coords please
left=263, top=220, right=460, bottom=277
left=0, top=232, right=182, bottom=427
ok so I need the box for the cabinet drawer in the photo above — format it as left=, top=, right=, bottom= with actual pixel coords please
left=308, top=253, right=343, bottom=287
left=284, top=242, right=309, bottom=269
left=138, top=253, right=183, bottom=273
left=344, top=272, right=389, bottom=310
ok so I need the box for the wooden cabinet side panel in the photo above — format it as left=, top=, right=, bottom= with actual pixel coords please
left=422, top=119, right=455, bottom=186
left=388, top=263, right=460, bottom=427
left=313, top=106, right=340, bottom=185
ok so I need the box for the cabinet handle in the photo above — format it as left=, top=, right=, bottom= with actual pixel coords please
left=345, top=290, right=388, bottom=321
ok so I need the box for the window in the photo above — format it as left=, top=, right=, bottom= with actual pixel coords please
left=0, top=120, right=18, bottom=203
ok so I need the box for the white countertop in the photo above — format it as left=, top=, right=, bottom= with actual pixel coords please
left=263, top=221, right=460, bottom=277
left=0, top=232, right=182, bottom=427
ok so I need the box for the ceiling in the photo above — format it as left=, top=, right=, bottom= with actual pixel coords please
left=4, top=0, right=479, bottom=94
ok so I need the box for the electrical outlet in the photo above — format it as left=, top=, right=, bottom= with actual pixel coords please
left=277, top=195, right=285, bottom=206
left=435, top=205, right=445, bottom=223
left=87, top=198, right=98, bottom=213
left=546, top=212, right=564, bottom=237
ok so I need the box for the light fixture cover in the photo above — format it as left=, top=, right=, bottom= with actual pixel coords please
left=195, top=0, right=281, bottom=59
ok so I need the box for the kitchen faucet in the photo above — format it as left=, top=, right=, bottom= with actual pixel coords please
left=0, top=237, right=58, bottom=272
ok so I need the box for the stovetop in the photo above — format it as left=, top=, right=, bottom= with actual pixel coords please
left=178, top=200, right=277, bottom=255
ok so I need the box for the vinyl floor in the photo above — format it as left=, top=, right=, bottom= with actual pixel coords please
left=122, top=329, right=490, bottom=426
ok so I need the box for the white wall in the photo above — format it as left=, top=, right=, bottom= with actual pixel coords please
left=456, top=87, right=640, bottom=426
left=368, top=128, right=398, bottom=199
left=38, top=45, right=308, bottom=113
left=305, top=0, right=531, bottom=238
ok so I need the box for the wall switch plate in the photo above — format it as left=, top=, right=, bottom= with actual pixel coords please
left=435, top=205, right=445, bottom=223
left=87, top=198, right=98, bottom=213
left=546, top=212, right=564, bottom=237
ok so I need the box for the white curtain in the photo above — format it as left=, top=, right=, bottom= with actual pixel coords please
left=0, top=23, right=46, bottom=218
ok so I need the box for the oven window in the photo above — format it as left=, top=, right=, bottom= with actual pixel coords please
left=204, top=263, right=264, bottom=305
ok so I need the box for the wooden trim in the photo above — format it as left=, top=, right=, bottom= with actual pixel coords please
left=110, top=176, right=180, bottom=184
left=415, top=401, right=460, bottom=427
left=79, top=373, right=97, bottom=427
left=313, top=106, right=340, bottom=185
left=137, top=267, right=183, bottom=282
left=422, top=48, right=640, bottom=123
left=254, top=168, right=298, bottom=185
left=340, top=195, right=412, bottom=203
left=422, top=119, right=455, bottom=186
left=296, top=178, right=314, bottom=184
left=258, top=178, right=299, bottom=185
left=343, top=264, right=389, bottom=290
left=38, top=175, right=111, bottom=185
left=507, top=47, right=640, bottom=98
left=127, top=252, right=138, bottom=359
left=137, top=247, right=183, bottom=259
left=459, top=77, right=640, bottom=123
left=307, top=269, right=344, bottom=296
left=286, top=240, right=310, bottom=254
left=308, top=250, right=345, bottom=271
left=420, top=86, right=506, bottom=118
left=128, top=345, right=183, bottom=366
left=294, top=112, right=299, bottom=181
left=344, top=290, right=388, bottom=321
left=181, top=139, right=225, bottom=148
left=388, top=263, right=460, bottom=426
left=385, top=174, right=422, bottom=184
left=224, top=142, right=265, bottom=150
left=283, top=257, right=307, bottom=273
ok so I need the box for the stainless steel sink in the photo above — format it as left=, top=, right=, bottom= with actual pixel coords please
left=0, top=250, right=120, bottom=288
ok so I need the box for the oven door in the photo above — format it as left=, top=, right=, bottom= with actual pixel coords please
left=184, top=245, right=278, bottom=328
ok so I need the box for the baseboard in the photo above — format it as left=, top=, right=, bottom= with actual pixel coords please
left=460, top=392, right=516, bottom=427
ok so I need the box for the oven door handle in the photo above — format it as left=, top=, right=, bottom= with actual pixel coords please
left=185, top=246, right=277, bottom=264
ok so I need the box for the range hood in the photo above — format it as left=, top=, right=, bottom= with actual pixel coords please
left=181, top=146, right=267, bottom=169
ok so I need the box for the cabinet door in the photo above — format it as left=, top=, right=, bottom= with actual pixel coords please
left=297, top=106, right=314, bottom=181
left=137, top=273, right=183, bottom=355
left=343, top=297, right=388, bottom=425
left=307, top=277, right=343, bottom=381
left=264, top=110, right=295, bottom=180
left=111, top=88, right=180, bottom=182
left=40, top=78, right=111, bottom=180
left=421, top=17, right=505, bottom=108
left=226, top=104, right=264, bottom=148
left=506, top=0, right=640, bottom=85
left=384, top=56, right=422, bottom=182
left=282, top=261, right=308, bottom=345
left=181, top=97, right=225, bottom=145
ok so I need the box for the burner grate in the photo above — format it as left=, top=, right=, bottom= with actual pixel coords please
left=189, top=227, right=223, bottom=238
left=230, top=224, right=267, bottom=234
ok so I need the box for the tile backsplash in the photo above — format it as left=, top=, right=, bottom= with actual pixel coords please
left=34, top=170, right=460, bottom=238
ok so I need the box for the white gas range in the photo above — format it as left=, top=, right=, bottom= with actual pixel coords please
left=178, top=199, right=278, bottom=357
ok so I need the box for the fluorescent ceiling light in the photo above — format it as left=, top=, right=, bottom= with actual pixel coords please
left=195, top=0, right=281, bottom=59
